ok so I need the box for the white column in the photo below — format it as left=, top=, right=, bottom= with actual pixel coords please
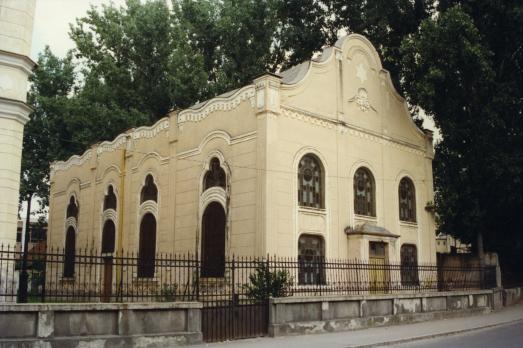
left=0, top=0, right=36, bottom=245
left=0, top=0, right=36, bottom=302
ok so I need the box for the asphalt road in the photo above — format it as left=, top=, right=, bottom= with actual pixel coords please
left=384, top=321, right=523, bottom=348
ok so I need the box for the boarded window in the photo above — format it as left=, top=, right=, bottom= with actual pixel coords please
left=399, top=177, right=416, bottom=222
left=101, top=220, right=116, bottom=254
left=354, top=167, right=375, bottom=216
left=103, top=185, right=117, bottom=211
left=298, top=234, right=325, bottom=285
left=400, top=244, right=419, bottom=286
left=63, top=226, right=76, bottom=277
left=66, top=196, right=78, bottom=219
left=298, top=154, right=324, bottom=208
left=138, top=213, right=157, bottom=278
left=140, top=175, right=158, bottom=204
left=204, top=157, right=226, bottom=190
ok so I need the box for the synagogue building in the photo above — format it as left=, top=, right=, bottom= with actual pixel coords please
left=48, top=34, right=437, bottom=278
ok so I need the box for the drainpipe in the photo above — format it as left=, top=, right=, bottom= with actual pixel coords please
left=116, top=145, right=127, bottom=297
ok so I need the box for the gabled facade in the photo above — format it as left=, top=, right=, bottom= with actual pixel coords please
left=48, top=34, right=437, bottom=275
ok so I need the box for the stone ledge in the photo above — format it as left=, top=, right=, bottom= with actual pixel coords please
left=270, top=289, right=494, bottom=304
left=0, top=301, right=202, bottom=312
left=269, top=307, right=490, bottom=337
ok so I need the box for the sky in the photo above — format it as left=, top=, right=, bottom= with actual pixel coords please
left=31, top=0, right=127, bottom=60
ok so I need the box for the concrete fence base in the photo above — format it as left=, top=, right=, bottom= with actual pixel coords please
left=503, top=286, right=523, bottom=306
left=269, top=290, right=499, bottom=337
left=0, top=302, right=202, bottom=348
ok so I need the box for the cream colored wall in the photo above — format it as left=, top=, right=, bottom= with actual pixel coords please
left=48, top=34, right=436, bottom=265
left=262, top=34, right=436, bottom=263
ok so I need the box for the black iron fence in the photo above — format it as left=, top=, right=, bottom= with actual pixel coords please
left=0, top=244, right=497, bottom=303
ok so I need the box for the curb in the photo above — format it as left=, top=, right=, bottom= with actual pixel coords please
left=348, top=318, right=523, bottom=347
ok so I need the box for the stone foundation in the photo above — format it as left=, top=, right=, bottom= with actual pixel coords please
left=269, top=290, right=495, bottom=337
left=0, top=302, right=202, bottom=347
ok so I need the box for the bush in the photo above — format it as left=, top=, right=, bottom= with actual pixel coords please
left=244, top=263, right=292, bottom=301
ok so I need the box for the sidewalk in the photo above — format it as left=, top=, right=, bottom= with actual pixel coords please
left=191, top=304, right=523, bottom=348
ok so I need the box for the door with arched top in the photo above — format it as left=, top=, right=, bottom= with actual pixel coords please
left=201, top=202, right=226, bottom=277
left=101, top=220, right=115, bottom=302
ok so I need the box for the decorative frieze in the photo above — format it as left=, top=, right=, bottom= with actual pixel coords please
left=177, top=85, right=255, bottom=125
left=51, top=118, right=171, bottom=173
left=280, top=105, right=424, bottom=156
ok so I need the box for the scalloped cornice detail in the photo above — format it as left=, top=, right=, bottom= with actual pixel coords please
left=177, top=85, right=255, bottom=125
left=51, top=150, right=93, bottom=173
left=51, top=118, right=170, bottom=173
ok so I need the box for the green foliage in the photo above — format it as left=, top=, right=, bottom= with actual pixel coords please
left=399, top=2, right=523, bottom=267
left=159, top=283, right=178, bottom=302
left=21, top=47, right=77, bottom=207
left=244, top=263, right=292, bottom=301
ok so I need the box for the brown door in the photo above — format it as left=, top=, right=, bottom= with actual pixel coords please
left=101, top=257, right=113, bottom=302
left=369, top=242, right=388, bottom=293
left=201, top=202, right=226, bottom=277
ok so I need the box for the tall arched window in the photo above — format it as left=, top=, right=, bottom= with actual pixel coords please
left=64, top=196, right=78, bottom=277
left=66, top=196, right=78, bottom=219
left=101, top=220, right=116, bottom=254
left=399, top=177, right=416, bottom=222
left=140, top=175, right=158, bottom=204
left=103, top=185, right=117, bottom=211
left=400, top=244, right=419, bottom=286
left=204, top=157, right=226, bottom=190
left=63, top=226, right=76, bottom=277
left=138, top=213, right=157, bottom=278
left=354, top=167, right=375, bottom=216
left=298, top=234, right=325, bottom=285
left=298, top=154, right=324, bottom=208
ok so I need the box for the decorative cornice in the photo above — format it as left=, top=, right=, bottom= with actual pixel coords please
left=177, top=130, right=257, bottom=159
left=0, top=49, right=37, bottom=75
left=132, top=118, right=170, bottom=140
left=51, top=117, right=170, bottom=174
left=177, top=85, right=255, bottom=125
left=0, top=96, right=32, bottom=125
left=280, top=105, right=425, bottom=155
left=51, top=149, right=93, bottom=174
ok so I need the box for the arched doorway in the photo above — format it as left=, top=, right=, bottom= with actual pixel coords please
left=63, top=226, right=76, bottom=277
left=138, top=213, right=157, bottom=278
left=101, top=220, right=116, bottom=301
left=201, top=202, right=226, bottom=277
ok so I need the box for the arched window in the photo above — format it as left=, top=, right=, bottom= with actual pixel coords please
left=400, top=244, right=419, bottom=286
left=298, top=154, right=324, bottom=209
left=101, top=220, right=116, bottom=254
left=354, top=167, right=375, bottom=216
left=138, top=213, right=157, bottom=278
left=66, top=196, right=78, bottom=219
left=298, top=234, right=325, bottom=285
left=63, top=226, right=76, bottom=277
left=204, top=157, right=226, bottom=190
left=399, top=177, right=416, bottom=222
left=103, top=185, right=117, bottom=211
left=140, top=175, right=158, bottom=204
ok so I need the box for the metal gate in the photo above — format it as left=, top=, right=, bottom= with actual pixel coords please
left=200, top=257, right=269, bottom=342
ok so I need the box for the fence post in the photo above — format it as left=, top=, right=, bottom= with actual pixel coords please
left=17, top=195, right=33, bottom=303
left=265, top=255, right=270, bottom=300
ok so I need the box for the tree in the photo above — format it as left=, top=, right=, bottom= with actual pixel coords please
left=399, top=4, right=523, bottom=276
left=276, top=0, right=432, bottom=91
left=69, top=0, right=208, bottom=135
left=21, top=47, right=77, bottom=208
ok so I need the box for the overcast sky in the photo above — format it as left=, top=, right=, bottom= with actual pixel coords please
left=31, top=0, right=127, bottom=60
